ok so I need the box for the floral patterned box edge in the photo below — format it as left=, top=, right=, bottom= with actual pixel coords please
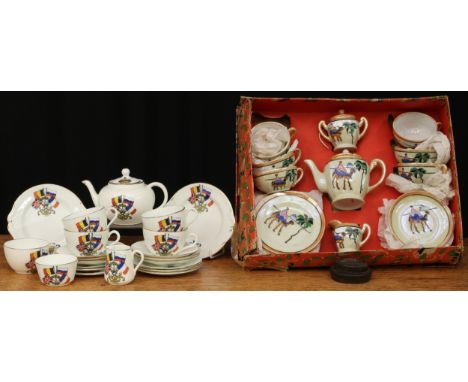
left=232, top=96, right=464, bottom=271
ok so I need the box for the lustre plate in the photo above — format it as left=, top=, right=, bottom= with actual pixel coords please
left=254, top=191, right=325, bottom=254
left=389, top=191, right=453, bottom=248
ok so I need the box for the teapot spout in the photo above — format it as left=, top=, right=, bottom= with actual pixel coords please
left=304, top=159, right=328, bottom=193
left=82, top=180, right=99, bottom=207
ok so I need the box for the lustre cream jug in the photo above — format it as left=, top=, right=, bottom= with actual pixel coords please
left=305, top=150, right=386, bottom=210
left=82, top=168, right=168, bottom=226
left=329, top=220, right=371, bottom=253
left=318, top=110, right=368, bottom=152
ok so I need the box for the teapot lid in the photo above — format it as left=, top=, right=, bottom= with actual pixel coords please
left=330, top=109, right=356, bottom=122
left=330, top=149, right=362, bottom=161
left=109, top=168, right=143, bottom=185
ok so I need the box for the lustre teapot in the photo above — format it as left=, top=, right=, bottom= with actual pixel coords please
left=304, top=151, right=386, bottom=210
left=82, top=168, right=168, bottom=226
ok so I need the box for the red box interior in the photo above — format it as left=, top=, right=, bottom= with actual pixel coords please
left=251, top=98, right=461, bottom=254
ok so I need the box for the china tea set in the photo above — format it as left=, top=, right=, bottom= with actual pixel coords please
left=4, top=169, right=235, bottom=286
left=252, top=110, right=455, bottom=255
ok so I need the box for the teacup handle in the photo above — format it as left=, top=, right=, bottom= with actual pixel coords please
left=181, top=233, right=199, bottom=253
left=368, top=159, right=387, bottom=193
left=108, top=230, right=121, bottom=245
left=359, top=117, right=368, bottom=139
left=318, top=120, right=333, bottom=150
left=147, top=182, right=169, bottom=209
left=132, top=250, right=145, bottom=272
left=288, top=127, right=296, bottom=139
left=439, top=164, right=448, bottom=174
left=361, top=224, right=372, bottom=247
left=106, top=207, right=118, bottom=228
left=292, top=148, right=302, bottom=166
left=186, top=207, right=199, bottom=226
left=292, top=168, right=304, bottom=187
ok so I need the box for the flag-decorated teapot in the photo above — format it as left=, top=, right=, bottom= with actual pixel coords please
left=304, top=150, right=386, bottom=211
left=82, top=168, right=168, bottom=226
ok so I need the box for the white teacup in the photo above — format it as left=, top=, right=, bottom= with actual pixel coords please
left=143, top=228, right=198, bottom=256
left=104, top=243, right=144, bottom=285
left=3, top=238, right=52, bottom=274
left=329, top=220, right=371, bottom=253
left=62, top=206, right=118, bottom=232
left=65, top=229, right=120, bottom=257
left=35, top=254, right=77, bottom=287
left=142, top=205, right=198, bottom=232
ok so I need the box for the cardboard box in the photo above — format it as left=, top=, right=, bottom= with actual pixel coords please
left=233, top=96, right=463, bottom=270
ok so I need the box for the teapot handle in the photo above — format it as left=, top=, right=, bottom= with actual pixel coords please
left=368, top=159, right=387, bottom=193
left=147, top=182, right=169, bottom=209
left=318, top=120, right=333, bottom=150
left=360, top=223, right=372, bottom=247
left=359, top=117, right=368, bottom=139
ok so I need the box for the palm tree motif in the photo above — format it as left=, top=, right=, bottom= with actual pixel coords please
left=285, top=214, right=313, bottom=244
left=410, top=167, right=426, bottom=180
left=281, top=157, right=294, bottom=167
left=343, top=122, right=359, bottom=144
left=354, top=160, right=368, bottom=194
left=345, top=227, right=360, bottom=244
left=414, top=152, right=430, bottom=163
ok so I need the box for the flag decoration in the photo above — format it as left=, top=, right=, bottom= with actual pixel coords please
left=75, top=218, right=100, bottom=232
left=25, top=249, right=48, bottom=273
left=188, top=184, right=214, bottom=212
left=158, top=217, right=182, bottom=232
left=76, top=233, right=102, bottom=256
left=152, top=235, right=178, bottom=255
left=105, top=252, right=129, bottom=283
left=31, top=187, right=60, bottom=216
left=111, top=195, right=137, bottom=220
left=42, top=266, right=69, bottom=286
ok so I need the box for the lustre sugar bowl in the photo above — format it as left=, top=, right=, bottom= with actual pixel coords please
left=254, top=165, right=304, bottom=194
left=329, top=220, right=371, bottom=253
left=305, top=150, right=386, bottom=211
left=318, top=110, right=368, bottom=152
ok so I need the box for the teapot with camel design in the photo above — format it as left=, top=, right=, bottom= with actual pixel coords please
left=304, top=150, right=386, bottom=210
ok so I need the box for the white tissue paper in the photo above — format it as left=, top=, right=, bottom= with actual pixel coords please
left=415, top=131, right=451, bottom=164
left=251, top=123, right=290, bottom=158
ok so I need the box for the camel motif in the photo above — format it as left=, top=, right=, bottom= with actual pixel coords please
left=264, top=207, right=296, bottom=236
left=333, top=232, right=346, bottom=249
left=408, top=206, right=432, bottom=234
left=329, top=125, right=344, bottom=142
left=332, top=161, right=356, bottom=190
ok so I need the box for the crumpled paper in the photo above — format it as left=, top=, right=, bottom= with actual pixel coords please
left=255, top=190, right=324, bottom=254
left=415, top=131, right=451, bottom=164
left=378, top=198, right=454, bottom=249
left=386, top=170, right=455, bottom=204
left=251, top=123, right=290, bottom=158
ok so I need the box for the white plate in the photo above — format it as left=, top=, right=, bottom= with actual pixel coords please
left=138, top=262, right=202, bottom=275
left=389, top=191, right=453, bottom=248
left=76, top=271, right=104, bottom=276
left=167, top=183, right=234, bottom=259
left=138, top=255, right=202, bottom=270
left=7, top=184, right=86, bottom=245
left=255, top=191, right=325, bottom=254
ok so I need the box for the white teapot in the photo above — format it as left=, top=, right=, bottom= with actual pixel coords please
left=82, top=168, right=168, bottom=226
left=304, top=150, right=386, bottom=211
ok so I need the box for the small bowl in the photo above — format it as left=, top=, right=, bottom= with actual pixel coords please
left=3, top=238, right=52, bottom=274
left=392, top=144, right=437, bottom=164
left=253, top=148, right=301, bottom=176
left=393, top=163, right=448, bottom=184
left=35, top=254, right=77, bottom=287
left=393, top=112, right=439, bottom=148
left=254, top=165, right=303, bottom=194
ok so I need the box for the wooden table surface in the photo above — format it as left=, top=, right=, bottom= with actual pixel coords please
left=1, top=235, right=467, bottom=291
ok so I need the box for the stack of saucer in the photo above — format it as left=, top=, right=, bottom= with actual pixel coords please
left=58, top=246, right=107, bottom=276
left=131, top=240, right=202, bottom=276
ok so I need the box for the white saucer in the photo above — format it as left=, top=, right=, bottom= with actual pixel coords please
left=131, top=240, right=200, bottom=259
left=7, top=184, right=86, bottom=244
left=167, top=183, right=234, bottom=259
